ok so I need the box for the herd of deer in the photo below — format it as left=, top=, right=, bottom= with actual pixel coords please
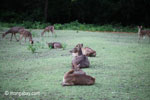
left=1, top=25, right=150, bottom=86
left=2, top=26, right=55, bottom=44
left=2, top=26, right=150, bottom=44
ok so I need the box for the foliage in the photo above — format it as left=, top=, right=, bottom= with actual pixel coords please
left=48, top=44, right=52, bottom=50
left=27, top=41, right=45, bottom=53
left=62, top=43, right=67, bottom=50
left=0, top=0, right=150, bottom=26
left=27, top=44, right=37, bottom=53
left=0, top=21, right=140, bottom=33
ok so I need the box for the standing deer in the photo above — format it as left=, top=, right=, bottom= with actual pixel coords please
left=70, top=44, right=90, bottom=69
left=2, top=26, right=25, bottom=41
left=18, top=29, right=33, bottom=44
left=41, top=26, right=55, bottom=36
left=138, top=26, right=150, bottom=43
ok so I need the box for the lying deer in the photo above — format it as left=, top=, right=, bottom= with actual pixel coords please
left=70, top=44, right=90, bottom=69
left=62, top=66, right=95, bottom=86
left=75, top=44, right=96, bottom=57
left=2, top=26, right=24, bottom=41
left=138, top=26, right=150, bottom=43
left=18, top=29, right=33, bottom=44
left=41, top=26, right=55, bottom=36
left=47, top=42, right=62, bottom=49
left=73, top=64, right=86, bottom=75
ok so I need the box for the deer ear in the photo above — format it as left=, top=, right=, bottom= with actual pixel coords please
left=77, top=64, right=80, bottom=68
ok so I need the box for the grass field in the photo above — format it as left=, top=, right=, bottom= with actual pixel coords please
left=0, top=28, right=150, bottom=100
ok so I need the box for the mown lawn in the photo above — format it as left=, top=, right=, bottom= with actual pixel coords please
left=0, top=28, right=150, bottom=100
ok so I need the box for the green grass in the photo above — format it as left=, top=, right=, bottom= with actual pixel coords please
left=0, top=28, right=150, bottom=100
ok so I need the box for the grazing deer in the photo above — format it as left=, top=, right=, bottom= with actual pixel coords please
left=75, top=44, right=96, bottom=57
left=138, top=26, right=150, bottom=43
left=18, top=29, right=33, bottom=44
left=62, top=68, right=95, bottom=86
left=2, top=26, right=25, bottom=41
left=70, top=44, right=90, bottom=69
left=47, top=42, right=62, bottom=49
left=41, top=26, right=55, bottom=36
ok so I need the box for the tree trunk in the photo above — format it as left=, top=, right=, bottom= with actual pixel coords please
left=44, top=0, right=48, bottom=22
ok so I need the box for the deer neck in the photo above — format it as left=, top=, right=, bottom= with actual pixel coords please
left=138, top=28, right=141, bottom=35
left=78, top=48, right=83, bottom=56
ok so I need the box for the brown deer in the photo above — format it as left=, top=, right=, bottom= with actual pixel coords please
left=73, top=64, right=86, bottom=75
left=41, top=26, right=55, bottom=36
left=47, top=42, right=62, bottom=49
left=138, top=26, right=150, bottom=43
left=70, top=44, right=90, bottom=69
left=62, top=68, right=95, bottom=86
left=75, top=44, right=96, bottom=57
left=2, top=26, right=25, bottom=41
left=18, top=29, right=33, bottom=44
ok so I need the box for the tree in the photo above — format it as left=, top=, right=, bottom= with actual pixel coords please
left=44, top=0, right=48, bottom=22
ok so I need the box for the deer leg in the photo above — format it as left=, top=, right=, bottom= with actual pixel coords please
left=10, top=33, right=13, bottom=41
left=41, top=30, right=45, bottom=36
left=14, top=34, right=19, bottom=42
left=51, top=30, right=55, bottom=37
left=138, top=36, right=141, bottom=43
left=48, top=31, right=50, bottom=37
left=61, top=82, right=74, bottom=86
left=24, top=37, right=26, bottom=43
left=19, top=35, right=23, bottom=44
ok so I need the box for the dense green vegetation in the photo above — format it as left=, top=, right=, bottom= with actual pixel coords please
left=0, top=0, right=150, bottom=26
left=0, top=28, right=150, bottom=100
left=0, top=21, right=138, bottom=33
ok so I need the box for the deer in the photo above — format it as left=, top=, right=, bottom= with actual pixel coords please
left=73, top=64, right=86, bottom=75
left=18, top=29, right=34, bottom=44
left=47, top=42, right=62, bottom=49
left=62, top=66, right=95, bottom=86
left=138, top=26, right=150, bottom=43
left=70, top=44, right=90, bottom=69
left=2, top=26, right=25, bottom=41
left=41, top=26, right=55, bottom=36
left=75, top=44, right=96, bottom=57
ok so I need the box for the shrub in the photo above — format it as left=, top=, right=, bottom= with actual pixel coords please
left=27, top=44, right=37, bottom=53
left=0, top=21, right=139, bottom=33
left=62, top=43, right=67, bottom=50
left=48, top=44, right=52, bottom=50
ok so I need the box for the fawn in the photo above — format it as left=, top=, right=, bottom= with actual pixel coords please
left=138, top=26, right=150, bottom=43
left=70, top=44, right=90, bottom=69
left=41, top=26, right=55, bottom=36
left=2, top=26, right=24, bottom=41
left=18, top=29, right=33, bottom=44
